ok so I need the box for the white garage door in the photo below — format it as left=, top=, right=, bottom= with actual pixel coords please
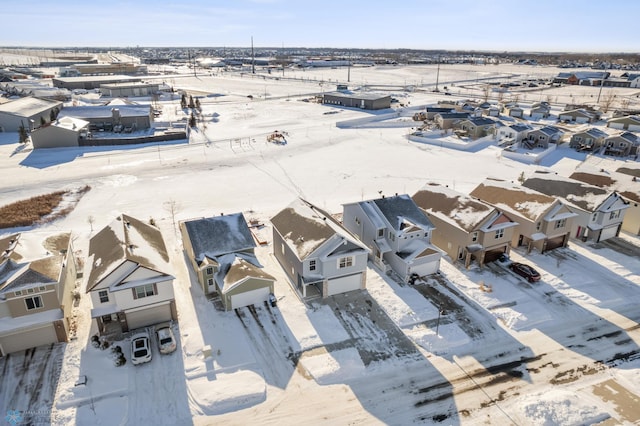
left=126, top=304, right=172, bottom=331
left=230, top=287, right=270, bottom=310
left=0, top=324, right=57, bottom=356
left=609, top=123, right=624, bottom=130
left=410, top=260, right=440, bottom=277
left=327, top=273, right=362, bottom=297
left=629, top=124, right=640, bottom=132
left=599, top=225, right=619, bottom=242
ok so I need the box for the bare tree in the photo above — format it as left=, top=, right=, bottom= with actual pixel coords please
left=87, top=215, right=95, bottom=233
left=163, top=199, right=180, bottom=233
left=482, top=84, right=490, bottom=102
left=600, top=91, right=617, bottom=113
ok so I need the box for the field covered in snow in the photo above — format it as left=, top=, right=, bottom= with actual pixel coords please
left=0, top=61, right=639, bottom=425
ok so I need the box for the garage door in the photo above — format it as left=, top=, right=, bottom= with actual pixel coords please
left=483, top=248, right=506, bottom=264
left=0, top=323, right=57, bottom=356
left=410, top=260, right=440, bottom=277
left=545, top=235, right=566, bottom=251
left=126, top=304, right=172, bottom=331
left=599, top=225, right=619, bottom=242
left=629, top=124, right=640, bottom=132
left=327, top=273, right=362, bottom=297
left=230, top=287, right=270, bottom=310
left=609, top=123, right=624, bottom=130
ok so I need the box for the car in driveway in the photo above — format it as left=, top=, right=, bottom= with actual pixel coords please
left=155, top=325, right=177, bottom=354
left=509, top=262, right=541, bottom=282
left=131, top=332, right=152, bottom=365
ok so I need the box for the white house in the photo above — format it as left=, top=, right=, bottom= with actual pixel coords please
left=85, top=214, right=177, bottom=335
left=342, top=194, right=442, bottom=281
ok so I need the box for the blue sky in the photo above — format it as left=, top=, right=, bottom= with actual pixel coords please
left=4, top=0, right=639, bottom=52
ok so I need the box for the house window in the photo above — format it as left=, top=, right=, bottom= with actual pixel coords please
left=25, top=296, right=43, bottom=310
left=338, top=256, right=353, bottom=269
left=536, top=222, right=541, bottom=231
left=207, top=278, right=214, bottom=286
left=134, top=283, right=156, bottom=299
left=389, top=232, right=395, bottom=241
left=555, top=218, right=566, bottom=229
left=592, top=213, right=597, bottom=222
left=206, top=267, right=213, bottom=275
left=377, top=229, right=384, bottom=238
left=309, top=260, right=316, bottom=271
left=14, top=290, right=22, bottom=296
left=355, top=217, right=361, bottom=225
left=495, top=229, right=504, bottom=239
left=27, top=288, right=34, bottom=294
left=39, top=286, right=46, bottom=291
left=471, top=232, right=478, bottom=242
left=98, top=290, right=109, bottom=303
left=610, top=210, right=620, bottom=220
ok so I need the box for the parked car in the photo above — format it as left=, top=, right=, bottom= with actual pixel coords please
left=509, top=262, right=541, bottom=282
left=131, top=333, right=152, bottom=365
left=155, top=325, right=177, bottom=354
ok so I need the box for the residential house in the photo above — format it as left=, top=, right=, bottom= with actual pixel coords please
left=622, top=73, right=640, bottom=88
left=522, top=126, right=563, bottom=149
left=30, top=116, right=90, bottom=149
left=523, top=173, right=629, bottom=242
left=342, top=194, right=441, bottom=281
left=0, top=96, right=63, bottom=132
left=434, top=112, right=469, bottom=130
left=530, top=102, right=551, bottom=119
left=271, top=199, right=369, bottom=299
left=570, top=169, right=640, bottom=235
left=470, top=178, right=578, bottom=253
left=497, top=123, right=533, bottom=145
left=558, top=109, right=598, bottom=124
left=569, top=128, right=609, bottom=151
left=603, top=132, right=640, bottom=157
left=553, top=71, right=610, bottom=85
left=85, top=214, right=177, bottom=335
left=425, top=106, right=455, bottom=120
left=606, top=115, right=640, bottom=131
left=453, top=116, right=496, bottom=139
left=413, top=183, right=518, bottom=268
left=180, top=213, right=275, bottom=311
left=0, top=232, right=77, bottom=356
left=502, top=103, right=524, bottom=118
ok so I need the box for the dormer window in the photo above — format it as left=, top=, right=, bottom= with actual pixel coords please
left=471, top=232, right=478, bottom=242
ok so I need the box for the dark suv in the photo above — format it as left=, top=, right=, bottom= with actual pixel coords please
left=509, top=262, right=541, bottom=282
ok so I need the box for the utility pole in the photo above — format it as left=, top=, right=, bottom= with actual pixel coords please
left=251, top=36, right=255, bottom=74
left=434, top=57, right=441, bottom=92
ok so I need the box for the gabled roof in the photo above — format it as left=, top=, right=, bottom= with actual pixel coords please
left=58, top=104, right=150, bottom=120
left=560, top=109, right=595, bottom=118
left=606, top=132, right=639, bottom=144
left=570, top=169, right=640, bottom=203
left=523, top=173, right=622, bottom=212
left=435, top=112, right=469, bottom=119
left=182, top=213, right=255, bottom=264
left=413, top=183, right=515, bottom=232
left=86, top=214, right=170, bottom=292
left=216, top=254, right=274, bottom=294
left=607, top=115, right=640, bottom=124
left=529, top=126, right=563, bottom=137
left=508, top=123, right=533, bottom=132
left=464, top=117, right=495, bottom=126
left=271, top=199, right=367, bottom=261
left=470, top=178, right=559, bottom=221
left=369, top=194, right=434, bottom=232
left=573, top=128, right=609, bottom=139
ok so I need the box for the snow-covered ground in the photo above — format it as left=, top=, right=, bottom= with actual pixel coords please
left=0, top=63, right=639, bottom=425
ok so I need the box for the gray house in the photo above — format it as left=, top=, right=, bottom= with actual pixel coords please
left=523, top=173, right=629, bottom=242
left=342, top=194, right=442, bottom=281
left=0, top=232, right=77, bottom=356
left=569, top=128, right=609, bottom=151
left=180, top=213, right=275, bottom=311
left=30, top=116, right=90, bottom=149
left=0, top=96, right=63, bottom=132
left=522, top=126, right=563, bottom=149
left=271, top=199, right=369, bottom=300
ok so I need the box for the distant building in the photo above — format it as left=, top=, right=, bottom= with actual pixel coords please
left=322, top=91, right=391, bottom=110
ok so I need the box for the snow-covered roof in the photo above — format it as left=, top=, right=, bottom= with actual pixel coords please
left=570, top=167, right=640, bottom=203
left=271, top=198, right=366, bottom=260
left=523, top=173, right=619, bottom=212
left=215, top=253, right=274, bottom=294
left=369, top=194, right=434, bottom=233
left=86, top=214, right=171, bottom=292
left=51, top=116, right=90, bottom=131
left=182, top=213, right=256, bottom=264
left=58, top=104, right=151, bottom=120
left=470, top=178, right=559, bottom=221
left=413, top=183, right=497, bottom=232
left=0, top=96, right=61, bottom=117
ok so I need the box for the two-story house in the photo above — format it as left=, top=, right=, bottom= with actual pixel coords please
left=470, top=178, right=578, bottom=253
left=523, top=173, right=629, bottom=242
left=497, top=123, right=533, bottom=146
left=413, top=183, right=519, bottom=268
left=342, top=194, right=442, bottom=281
left=85, top=214, right=177, bottom=336
left=271, top=198, right=369, bottom=300
left=522, top=126, right=563, bottom=149
left=569, top=128, right=609, bottom=151
left=0, top=232, right=77, bottom=356
left=180, top=213, right=275, bottom=311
